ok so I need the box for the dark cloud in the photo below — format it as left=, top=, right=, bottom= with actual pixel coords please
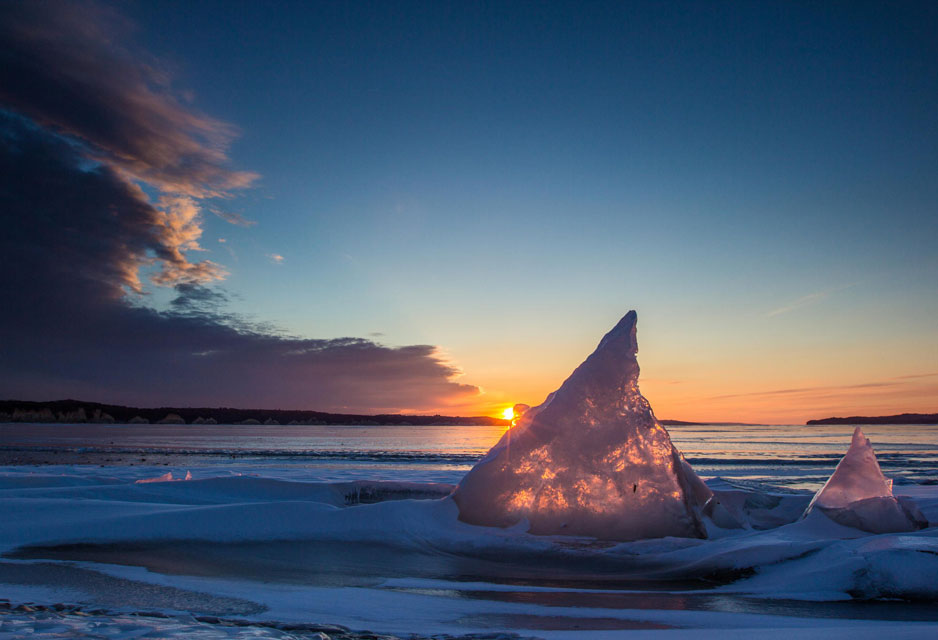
left=0, top=4, right=480, bottom=413
left=0, top=112, right=224, bottom=293
left=170, top=284, right=232, bottom=314
left=0, top=1, right=257, bottom=197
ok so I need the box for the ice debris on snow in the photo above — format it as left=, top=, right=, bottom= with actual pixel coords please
left=803, top=426, right=927, bottom=533
left=135, top=470, right=193, bottom=484
left=454, top=311, right=709, bottom=541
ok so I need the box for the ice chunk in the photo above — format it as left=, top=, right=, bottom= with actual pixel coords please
left=135, top=472, right=174, bottom=484
left=804, top=427, right=926, bottom=533
left=809, top=427, right=893, bottom=509
left=135, top=471, right=196, bottom=484
left=454, top=311, right=707, bottom=541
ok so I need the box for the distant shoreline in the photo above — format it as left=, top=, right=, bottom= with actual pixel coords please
left=4, top=400, right=935, bottom=428
left=0, top=398, right=509, bottom=427
left=0, top=398, right=738, bottom=427
left=806, top=413, right=938, bottom=426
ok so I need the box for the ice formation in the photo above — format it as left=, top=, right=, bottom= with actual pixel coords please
left=134, top=471, right=193, bottom=484
left=803, top=426, right=926, bottom=533
left=135, top=472, right=175, bottom=484
left=454, top=311, right=708, bottom=541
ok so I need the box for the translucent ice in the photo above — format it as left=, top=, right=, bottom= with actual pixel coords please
left=135, top=471, right=175, bottom=484
left=454, top=311, right=708, bottom=541
left=803, top=427, right=926, bottom=533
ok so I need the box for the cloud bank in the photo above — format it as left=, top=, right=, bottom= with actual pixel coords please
left=0, top=1, right=256, bottom=198
left=0, top=2, right=480, bottom=413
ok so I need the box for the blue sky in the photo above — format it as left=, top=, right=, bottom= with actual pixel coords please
left=2, top=1, right=936, bottom=421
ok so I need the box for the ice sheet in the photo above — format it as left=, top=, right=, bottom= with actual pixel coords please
left=0, top=450, right=936, bottom=639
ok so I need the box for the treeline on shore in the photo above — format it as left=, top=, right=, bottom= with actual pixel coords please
left=806, top=413, right=938, bottom=425
left=0, top=399, right=511, bottom=427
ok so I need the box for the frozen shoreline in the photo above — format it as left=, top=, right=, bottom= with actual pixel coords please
left=0, top=464, right=936, bottom=639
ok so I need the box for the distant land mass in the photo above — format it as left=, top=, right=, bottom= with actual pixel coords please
left=807, top=413, right=938, bottom=425
left=0, top=399, right=725, bottom=427
left=0, top=399, right=510, bottom=427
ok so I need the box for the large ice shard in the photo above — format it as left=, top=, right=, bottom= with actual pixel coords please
left=803, top=427, right=926, bottom=533
left=454, top=311, right=708, bottom=541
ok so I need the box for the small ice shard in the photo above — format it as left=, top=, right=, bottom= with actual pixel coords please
left=135, top=472, right=174, bottom=484
left=808, top=427, right=892, bottom=510
left=454, top=311, right=708, bottom=541
left=803, top=427, right=926, bottom=533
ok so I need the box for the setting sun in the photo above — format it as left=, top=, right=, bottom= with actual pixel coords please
left=501, top=407, right=515, bottom=421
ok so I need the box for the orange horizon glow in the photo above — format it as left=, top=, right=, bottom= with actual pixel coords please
left=402, top=321, right=938, bottom=425
left=423, top=299, right=938, bottom=426
left=455, top=370, right=938, bottom=426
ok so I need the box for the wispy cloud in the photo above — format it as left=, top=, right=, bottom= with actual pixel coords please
left=210, top=207, right=256, bottom=227
left=705, top=375, right=938, bottom=412
left=766, top=292, right=827, bottom=317
left=709, top=381, right=897, bottom=401
left=267, top=253, right=285, bottom=264
left=765, top=284, right=857, bottom=318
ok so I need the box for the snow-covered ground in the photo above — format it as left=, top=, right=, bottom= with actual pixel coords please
left=0, top=464, right=936, bottom=639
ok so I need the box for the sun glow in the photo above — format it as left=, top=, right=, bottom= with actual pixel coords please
left=502, top=407, right=515, bottom=421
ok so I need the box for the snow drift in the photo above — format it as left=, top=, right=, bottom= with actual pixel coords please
left=454, top=311, right=708, bottom=541
left=803, top=426, right=926, bottom=533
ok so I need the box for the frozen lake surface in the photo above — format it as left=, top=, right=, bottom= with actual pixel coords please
left=0, top=422, right=936, bottom=638
left=1, top=422, right=937, bottom=487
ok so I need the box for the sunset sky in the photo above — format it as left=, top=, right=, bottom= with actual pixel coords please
left=1, top=1, right=936, bottom=423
